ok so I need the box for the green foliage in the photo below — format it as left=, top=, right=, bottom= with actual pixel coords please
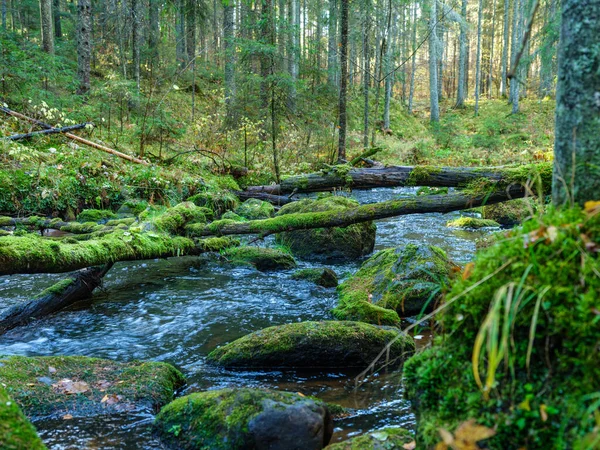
left=446, top=216, right=500, bottom=229
left=0, top=386, right=46, bottom=450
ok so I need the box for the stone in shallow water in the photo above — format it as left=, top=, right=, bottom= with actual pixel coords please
left=0, top=355, right=184, bottom=419
left=154, top=388, right=333, bottom=450
left=221, top=246, right=297, bottom=271
left=326, top=427, right=414, bottom=449
left=207, top=320, right=414, bottom=369
left=291, top=268, right=339, bottom=288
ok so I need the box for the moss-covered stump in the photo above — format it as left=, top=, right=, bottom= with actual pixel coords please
left=404, top=207, right=600, bottom=448
left=207, top=321, right=414, bottom=369
left=222, top=246, right=296, bottom=271
left=291, top=268, right=338, bottom=288
left=482, top=197, right=537, bottom=226
left=0, top=355, right=184, bottom=419
left=0, top=386, right=46, bottom=450
left=326, top=427, right=413, bottom=449
left=274, top=197, right=376, bottom=261
left=333, top=244, right=454, bottom=324
left=234, top=198, right=275, bottom=220
left=446, top=216, right=500, bottom=229
left=155, top=388, right=333, bottom=450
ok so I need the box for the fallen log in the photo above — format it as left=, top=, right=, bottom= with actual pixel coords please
left=3, top=123, right=91, bottom=141
left=245, top=162, right=551, bottom=195
left=189, top=184, right=536, bottom=238
left=235, top=190, right=296, bottom=205
left=349, top=147, right=382, bottom=166
left=0, top=106, right=148, bottom=165
left=0, top=264, right=112, bottom=334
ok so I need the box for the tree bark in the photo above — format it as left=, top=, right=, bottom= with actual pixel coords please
left=224, top=0, right=236, bottom=125
left=327, top=0, right=337, bottom=87
left=0, top=264, right=111, bottom=334
left=176, top=0, right=186, bottom=66
left=337, top=0, right=349, bottom=161
left=362, top=0, right=371, bottom=149
left=408, top=3, right=417, bottom=114
left=552, top=0, right=600, bottom=206
left=76, top=0, right=91, bottom=95
left=429, top=0, right=440, bottom=122
left=4, top=123, right=90, bottom=141
left=500, top=0, right=510, bottom=96
left=474, top=0, right=483, bottom=115
left=53, top=0, right=62, bottom=38
left=455, top=0, right=468, bottom=108
left=40, top=0, right=54, bottom=54
left=148, top=0, right=160, bottom=59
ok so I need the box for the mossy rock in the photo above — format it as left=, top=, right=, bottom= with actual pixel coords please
left=482, top=198, right=537, bottom=226
left=291, top=268, right=338, bottom=288
left=222, top=246, right=296, bottom=271
left=446, top=216, right=500, bottom=229
left=234, top=199, right=275, bottom=220
left=275, top=197, right=376, bottom=261
left=403, top=207, right=600, bottom=448
left=187, top=190, right=240, bottom=216
left=334, top=244, right=454, bottom=324
left=117, top=199, right=149, bottom=216
left=76, top=209, right=117, bottom=223
left=154, top=388, right=333, bottom=450
left=152, top=201, right=210, bottom=233
left=326, top=427, right=414, bottom=449
left=0, top=386, right=46, bottom=450
left=207, top=321, right=414, bottom=369
left=0, top=356, right=185, bottom=419
left=220, top=211, right=248, bottom=222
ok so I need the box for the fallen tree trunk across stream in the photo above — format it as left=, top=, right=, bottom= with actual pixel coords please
left=0, top=264, right=112, bottom=334
left=244, top=162, right=551, bottom=195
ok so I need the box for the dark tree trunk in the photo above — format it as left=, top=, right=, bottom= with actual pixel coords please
left=76, top=0, right=91, bottom=95
left=53, top=0, right=62, bottom=38
left=148, top=0, right=160, bottom=59
left=40, top=0, right=54, bottom=53
left=337, top=0, right=349, bottom=161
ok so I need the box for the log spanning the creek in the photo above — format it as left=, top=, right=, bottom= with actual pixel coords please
left=0, top=264, right=112, bottom=334
left=244, top=162, right=552, bottom=196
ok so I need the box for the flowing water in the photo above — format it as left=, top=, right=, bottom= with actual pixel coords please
left=0, top=188, right=490, bottom=449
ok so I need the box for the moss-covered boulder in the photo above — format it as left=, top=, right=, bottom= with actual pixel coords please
left=234, top=199, right=275, bottom=220
left=220, top=211, right=248, bottom=222
left=291, top=268, right=338, bottom=288
left=326, top=427, right=413, bottom=449
left=155, top=388, right=333, bottom=450
left=188, top=190, right=240, bottom=216
left=482, top=197, right=537, bottom=226
left=0, top=386, right=46, bottom=450
left=333, top=245, right=454, bottom=324
left=0, top=355, right=184, bottom=418
left=404, top=207, right=600, bottom=448
left=207, top=321, right=414, bottom=369
left=274, top=197, right=376, bottom=261
left=222, top=246, right=296, bottom=271
left=76, top=209, right=117, bottom=223
left=446, top=216, right=500, bottom=229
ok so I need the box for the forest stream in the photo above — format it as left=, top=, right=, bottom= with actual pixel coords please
left=0, top=188, right=490, bottom=449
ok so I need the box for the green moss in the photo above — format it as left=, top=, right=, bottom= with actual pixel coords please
left=221, top=246, right=296, bottom=271
left=220, top=211, right=248, bottom=222
left=326, top=427, right=414, bottom=449
left=290, top=268, right=338, bottom=288
left=76, top=209, right=117, bottom=223
left=0, top=386, right=46, bottom=450
left=0, top=230, right=11, bottom=237
left=275, top=197, right=376, bottom=261
left=154, top=388, right=328, bottom=450
left=407, top=166, right=443, bottom=186
left=0, top=355, right=185, bottom=418
left=404, top=207, right=600, bottom=448
left=234, top=199, right=275, bottom=220
left=60, top=221, right=104, bottom=234
left=195, top=237, right=240, bottom=252
left=187, top=191, right=239, bottom=216
left=0, top=216, right=13, bottom=227
left=446, top=216, right=500, bottom=229
left=33, top=278, right=75, bottom=299
left=152, top=202, right=209, bottom=233
left=482, top=198, right=538, bottom=226
left=416, top=186, right=449, bottom=196
left=207, top=321, right=414, bottom=368
left=105, top=217, right=136, bottom=227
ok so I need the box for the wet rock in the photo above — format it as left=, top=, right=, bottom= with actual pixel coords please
left=334, top=244, right=455, bottom=324
left=275, top=197, right=376, bottom=261
left=234, top=198, right=275, bottom=220
left=222, top=246, right=296, bottom=271
left=326, top=427, right=414, bottom=449
left=220, top=211, right=248, bottom=222
left=482, top=198, right=537, bottom=227
left=0, top=385, right=46, bottom=449
left=291, top=268, right=338, bottom=288
left=0, top=355, right=184, bottom=419
left=154, top=388, right=333, bottom=450
left=207, top=320, right=414, bottom=369
left=446, top=216, right=500, bottom=229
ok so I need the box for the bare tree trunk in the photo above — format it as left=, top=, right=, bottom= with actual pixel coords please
left=488, top=0, right=497, bottom=98
left=224, top=0, right=236, bottom=125
left=337, top=0, right=349, bottom=161
left=500, top=0, right=510, bottom=96
left=455, top=0, right=468, bottom=107
left=362, top=0, right=371, bottom=149
left=131, top=0, right=141, bottom=91
left=327, top=0, right=337, bottom=87
left=429, top=0, right=440, bottom=122
left=176, top=0, right=186, bottom=66
left=510, top=0, right=523, bottom=114
left=408, top=3, right=417, bottom=114
left=148, top=0, right=160, bottom=59
left=76, top=0, right=91, bottom=95
left=289, top=0, right=300, bottom=111
left=474, top=0, right=483, bottom=115
left=40, top=0, right=54, bottom=54
left=53, top=0, right=61, bottom=38
left=1, top=0, right=6, bottom=30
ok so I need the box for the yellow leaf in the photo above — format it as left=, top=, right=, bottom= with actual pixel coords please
left=438, top=428, right=454, bottom=445
left=519, top=397, right=531, bottom=411
left=403, top=441, right=417, bottom=450
left=540, top=404, right=548, bottom=422
left=462, top=262, right=475, bottom=281
left=546, top=226, right=558, bottom=243
left=62, top=414, right=73, bottom=420
left=454, top=419, right=496, bottom=444
left=584, top=201, right=600, bottom=213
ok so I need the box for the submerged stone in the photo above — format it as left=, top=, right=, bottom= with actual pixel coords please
left=207, top=320, right=414, bottom=369
left=234, top=198, right=275, bottom=220
left=0, top=386, right=46, bottom=449
left=291, top=268, right=338, bottom=288
left=326, top=427, right=414, bottom=449
left=0, top=355, right=184, bottom=419
left=274, top=196, right=376, bottom=261
left=446, top=216, right=500, bottom=229
left=334, top=244, right=454, bottom=324
left=222, top=246, right=296, bottom=271
left=155, top=388, right=333, bottom=450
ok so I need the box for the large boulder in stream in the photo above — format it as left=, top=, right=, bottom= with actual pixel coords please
left=326, top=427, right=414, bottom=449
left=222, top=246, right=296, bottom=271
left=291, top=268, right=339, bottom=288
left=207, top=321, right=414, bottom=369
left=274, top=197, right=376, bottom=261
left=333, top=244, right=455, bottom=325
left=0, top=386, right=46, bottom=449
left=0, top=356, right=184, bottom=418
left=154, top=388, right=333, bottom=450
